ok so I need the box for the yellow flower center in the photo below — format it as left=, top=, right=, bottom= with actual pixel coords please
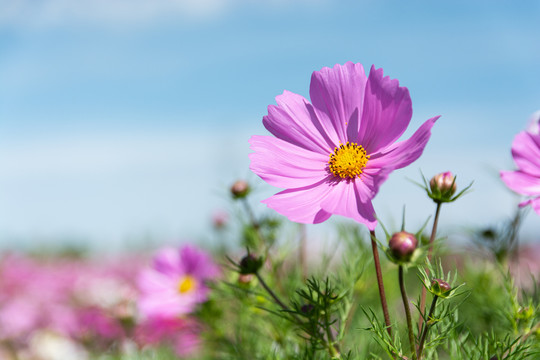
left=328, top=142, right=370, bottom=179
left=177, top=275, right=197, bottom=294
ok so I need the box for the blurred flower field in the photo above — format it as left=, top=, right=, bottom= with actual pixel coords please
left=0, top=218, right=538, bottom=359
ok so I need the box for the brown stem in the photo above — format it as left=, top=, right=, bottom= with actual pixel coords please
left=418, top=202, right=442, bottom=333
left=427, top=202, right=442, bottom=262
left=370, top=230, right=392, bottom=335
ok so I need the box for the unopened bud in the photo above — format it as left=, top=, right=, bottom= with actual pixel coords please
left=389, top=231, right=418, bottom=262
left=480, top=228, right=497, bottom=240
left=237, top=274, right=254, bottom=284
left=212, top=211, right=228, bottom=229
left=239, top=254, right=263, bottom=275
left=431, top=278, right=451, bottom=294
left=231, top=180, right=250, bottom=199
left=300, top=304, right=315, bottom=316
left=430, top=172, right=457, bottom=196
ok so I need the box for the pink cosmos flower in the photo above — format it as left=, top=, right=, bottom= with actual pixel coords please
left=249, top=62, right=439, bottom=229
left=78, top=308, right=124, bottom=341
left=135, top=317, right=201, bottom=358
left=501, top=131, right=540, bottom=215
left=137, top=245, right=220, bottom=319
left=0, top=253, right=141, bottom=349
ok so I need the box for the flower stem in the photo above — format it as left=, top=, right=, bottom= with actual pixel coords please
left=417, top=295, right=438, bottom=360
left=370, top=230, right=392, bottom=335
left=241, top=198, right=259, bottom=228
left=241, top=198, right=267, bottom=249
left=323, top=304, right=341, bottom=359
left=427, top=202, right=442, bottom=262
left=254, top=272, right=300, bottom=323
left=241, top=199, right=275, bottom=273
left=399, top=265, right=417, bottom=360
left=418, top=202, right=442, bottom=333
left=299, top=224, right=307, bottom=281
left=257, top=271, right=340, bottom=358
left=326, top=342, right=341, bottom=359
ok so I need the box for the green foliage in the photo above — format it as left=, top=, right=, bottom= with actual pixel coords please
left=417, top=259, right=466, bottom=300
left=104, top=180, right=539, bottom=360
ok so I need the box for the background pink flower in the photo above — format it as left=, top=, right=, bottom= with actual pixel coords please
left=501, top=131, right=540, bottom=214
left=250, top=62, right=439, bottom=229
left=0, top=252, right=141, bottom=354
left=135, top=316, right=201, bottom=358
left=137, top=245, right=220, bottom=319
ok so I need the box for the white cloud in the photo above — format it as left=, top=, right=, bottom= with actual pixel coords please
left=0, top=0, right=325, bottom=29
left=0, top=0, right=239, bottom=28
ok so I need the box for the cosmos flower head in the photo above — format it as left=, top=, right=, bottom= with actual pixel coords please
left=249, top=62, right=439, bottom=229
left=501, top=130, right=540, bottom=215
left=137, top=245, right=220, bottom=319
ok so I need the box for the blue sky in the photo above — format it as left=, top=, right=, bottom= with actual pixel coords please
left=1, top=1, right=539, bottom=249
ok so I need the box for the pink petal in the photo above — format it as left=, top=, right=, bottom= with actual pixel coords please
left=355, top=167, right=392, bottom=203
left=367, top=116, right=439, bottom=170
left=358, top=66, right=413, bottom=153
left=262, top=179, right=333, bottom=224
left=319, top=179, right=377, bottom=230
left=310, top=62, right=368, bottom=145
left=179, top=245, right=220, bottom=279
left=263, top=90, right=335, bottom=154
left=138, top=269, right=178, bottom=294
left=511, top=132, right=540, bottom=176
left=249, top=135, right=329, bottom=188
left=501, top=170, right=540, bottom=195
left=153, top=247, right=181, bottom=276
left=519, top=197, right=540, bottom=215
left=528, top=196, right=540, bottom=215
left=138, top=291, right=197, bottom=318
left=173, top=330, right=201, bottom=357
left=0, top=299, right=40, bottom=337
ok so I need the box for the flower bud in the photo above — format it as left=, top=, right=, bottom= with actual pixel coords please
left=212, top=211, right=228, bottom=229
left=238, top=254, right=263, bottom=275
left=300, top=304, right=315, bottom=316
left=231, top=180, right=250, bottom=199
left=480, top=228, right=497, bottom=241
left=388, top=231, right=418, bottom=262
left=431, top=278, right=451, bottom=295
left=423, top=171, right=471, bottom=204
left=237, top=274, right=254, bottom=285
left=430, top=172, right=457, bottom=196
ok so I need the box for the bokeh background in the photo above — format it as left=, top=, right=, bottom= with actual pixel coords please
left=1, top=0, right=539, bottom=251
